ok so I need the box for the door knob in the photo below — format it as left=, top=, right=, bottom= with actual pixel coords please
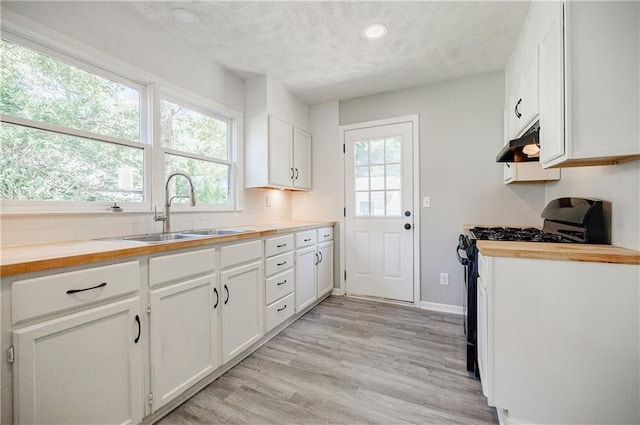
left=404, top=210, right=411, bottom=217
left=404, top=223, right=412, bottom=230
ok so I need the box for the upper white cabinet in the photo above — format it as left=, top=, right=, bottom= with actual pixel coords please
left=245, top=76, right=312, bottom=190
left=507, top=1, right=640, bottom=168
left=503, top=162, right=559, bottom=184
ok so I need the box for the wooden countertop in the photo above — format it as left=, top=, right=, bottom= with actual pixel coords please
left=477, top=240, right=640, bottom=265
left=0, top=222, right=334, bottom=277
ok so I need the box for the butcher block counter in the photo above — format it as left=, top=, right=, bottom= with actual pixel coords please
left=476, top=240, right=640, bottom=265
left=0, top=221, right=334, bottom=276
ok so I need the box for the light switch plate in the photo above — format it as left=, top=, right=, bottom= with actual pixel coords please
left=423, top=196, right=431, bottom=208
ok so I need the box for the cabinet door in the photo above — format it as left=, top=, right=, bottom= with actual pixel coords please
left=221, top=261, right=264, bottom=363
left=13, top=298, right=142, bottom=425
left=268, top=115, right=293, bottom=187
left=317, top=241, right=333, bottom=298
left=477, top=278, right=489, bottom=399
left=539, top=1, right=565, bottom=165
left=149, top=274, right=219, bottom=410
left=293, top=127, right=311, bottom=189
left=519, top=54, right=539, bottom=129
left=295, top=246, right=317, bottom=312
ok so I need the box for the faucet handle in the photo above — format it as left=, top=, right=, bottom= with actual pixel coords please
left=153, top=206, right=167, bottom=222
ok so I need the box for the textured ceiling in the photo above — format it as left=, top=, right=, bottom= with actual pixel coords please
left=126, top=1, right=530, bottom=105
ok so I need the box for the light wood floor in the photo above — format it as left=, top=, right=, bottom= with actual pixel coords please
left=159, top=296, right=498, bottom=425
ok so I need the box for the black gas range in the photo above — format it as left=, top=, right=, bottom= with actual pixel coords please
left=456, top=197, right=609, bottom=378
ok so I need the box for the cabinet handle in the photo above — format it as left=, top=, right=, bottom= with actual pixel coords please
left=66, top=281, right=107, bottom=295
left=276, top=243, right=287, bottom=248
left=323, top=234, right=330, bottom=238
left=213, top=287, right=219, bottom=309
left=515, top=98, right=522, bottom=118
left=318, top=251, right=323, bottom=263
left=277, top=279, right=287, bottom=286
left=315, top=253, right=319, bottom=266
left=295, top=168, right=299, bottom=180
left=506, top=163, right=511, bottom=168
left=277, top=304, right=287, bottom=312
left=277, top=261, right=287, bottom=266
left=304, top=238, right=311, bottom=242
left=134, top=315, right=141, bottom=344
left=224, top=284, right=229, bottom=305
left=290, top=167, right=294, bottom=179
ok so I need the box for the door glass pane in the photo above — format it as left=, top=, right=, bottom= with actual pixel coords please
left=352, top=134, right=403, bottom=217
left=369, top=139, right=384, bottom=164
left=386, top=191, right=401, bottom=216
left=355, top=192, right=369, bottom=216
left=355, top=141, right=368, bottom=166
left=386, top=164, right=401, bottom=190
left=370, top=165, right=384, bottom=190
left=355, top=166, right=369, bottom=191
left=370, top=191, right=385, bottom=216
left=386, top=137, right=401, bottom=163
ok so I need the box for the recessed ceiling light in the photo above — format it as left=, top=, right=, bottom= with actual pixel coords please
left=171, top=8, right=198, bottom=24
left=364, top=24, right=388, bottom=39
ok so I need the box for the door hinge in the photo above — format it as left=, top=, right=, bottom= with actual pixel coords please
left=147, top=393, right=153, bottom=405
left=146, top=302, right=151, bottom=314
left=7, top=346, right=14, bottom=364
left=343, top=144, right=345, bottom=153
left=344, top=270, right=347, bottom=281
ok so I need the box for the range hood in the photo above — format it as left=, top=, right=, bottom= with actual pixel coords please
left=496, top=121, right=541, bottom=162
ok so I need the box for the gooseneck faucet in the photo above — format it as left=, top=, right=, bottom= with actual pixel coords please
left=154, top=171, right=196, bottom=233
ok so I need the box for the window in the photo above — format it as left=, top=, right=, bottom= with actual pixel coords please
left=0, top=37, right=147, bottom=206
left=354, top=137, right=402, bottom=217
left=160, top=98, right=233, bottom=207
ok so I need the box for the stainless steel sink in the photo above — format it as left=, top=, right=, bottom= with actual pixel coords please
left=101, top=228, right=254, bottom=244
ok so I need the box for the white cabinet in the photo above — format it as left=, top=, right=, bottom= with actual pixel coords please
left=264, top=234, right=295, bottom=332
left=10, top=262, right=143, bottom=425
left=503, top=162, right=559, bottom=184
left=477, top=252, right=640, bottom=424
left=316, top=241, right=334, bottom=298
left=510, top=1, right=640, bottom=168
left=245, top=76, right=312, bottom=190
left=220, top=240, right=264, bottom=363
left=506, top=54, right=539, bottom=140
left=148, top=248, right=218, bottom=411
left=295, top=227, right=334, bottom=312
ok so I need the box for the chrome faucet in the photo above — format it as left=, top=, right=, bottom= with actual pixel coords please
left=154, top=172, right=196, bottom=233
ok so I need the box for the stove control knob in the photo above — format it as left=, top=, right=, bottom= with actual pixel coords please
left=404, top=223, right=412, bottom=230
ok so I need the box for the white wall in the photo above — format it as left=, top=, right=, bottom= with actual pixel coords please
left=339, top=72, right=546, bottom=307
left=0, top=2, right=293, bottom=246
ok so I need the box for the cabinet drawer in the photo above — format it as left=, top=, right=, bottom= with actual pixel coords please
left=149, top=248, right=216, bottom=287
left=265, top=269, right=295, bottom=305
left=12, top=261, right=140, bottom=324
left=317, top=227, right=333, bottom=242
left=295, top=230, right=316, bottom=248
left=265, top=292, right=295, bottom=333
left=265, top=252, right=294, bottom=277
left=220, top=240, right=262, bottom=269
left=265, top=234, right=294, bottom=257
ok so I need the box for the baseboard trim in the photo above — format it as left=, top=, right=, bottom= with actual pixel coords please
left=331, top=288, right=345, bottom=296
left=419, top=301, right=464, bottom=315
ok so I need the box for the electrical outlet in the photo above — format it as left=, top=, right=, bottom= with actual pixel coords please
left=440, top=272, right=449, bottom=286
left=423, top=196, right=431, bottom=208
left=266, top=195, right=271, bottom=208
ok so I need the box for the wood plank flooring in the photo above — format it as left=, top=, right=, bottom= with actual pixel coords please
left=158, top=296, right=497, bottom=425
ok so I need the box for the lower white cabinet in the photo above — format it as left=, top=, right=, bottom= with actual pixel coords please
left=317, top=241, right=334, bottom=298
left=13, top=297, right=143, bottom=425
left=221, top=260, right=264, bottom=363
left=295, top=245, right=317, bottom=312
left=149, top=273, right=219, bottom=410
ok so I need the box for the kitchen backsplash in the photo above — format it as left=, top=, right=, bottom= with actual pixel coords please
left=0, top=189, right=292, bottom=247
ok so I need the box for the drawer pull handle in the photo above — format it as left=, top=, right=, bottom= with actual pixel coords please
left=134, top=315, right=141, bottom=344
left=224, top=284, right=229, bottom=305
left=277, top=304, right=287, bottom=312
left=304, top=238, right=312, bottom=242
left=213, top=287, right=219, bottom=309
left=323, top=234, right=330, bottom=238
left=66, top=281, right=107, bottom=295
left=277, top=261, right=287, bottom=266
left=277, top=279, right=287, bottom=286
left=276, top=243, right=287, bottom=248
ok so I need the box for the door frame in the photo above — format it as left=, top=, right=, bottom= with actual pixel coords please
left=338, top=115, right=421, bottom=307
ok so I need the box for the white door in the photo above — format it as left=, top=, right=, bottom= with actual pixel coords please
left=345, top=120, right=415, bottom=302
left=149, top=274, right=219, bottom=410
left=293, top=127, right=312, bottom=189
left=221, top=261, right=264, bottom=363
left=13, top=298, right=142, bottom=425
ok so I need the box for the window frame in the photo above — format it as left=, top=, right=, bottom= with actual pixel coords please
left=0, top=30, right=243, bottom=214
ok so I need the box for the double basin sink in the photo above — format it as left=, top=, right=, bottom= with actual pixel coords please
left=109, top=228, right=253, bottom=244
